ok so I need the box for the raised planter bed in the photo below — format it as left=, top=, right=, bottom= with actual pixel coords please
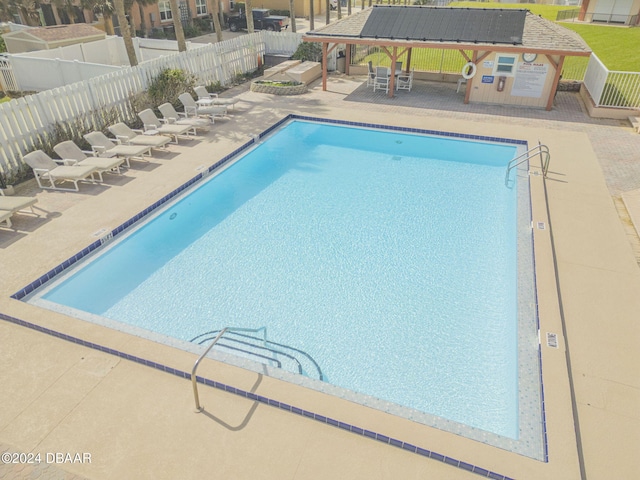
left=250, top=80, right=307, bottom=95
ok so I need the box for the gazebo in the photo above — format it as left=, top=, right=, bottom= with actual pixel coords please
left=303, top=6, right=591, bottom=111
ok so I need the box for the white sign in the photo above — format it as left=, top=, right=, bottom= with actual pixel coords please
left=483, top=61, right=494, bottom=68
left=511, top=62, right=549, bottom=98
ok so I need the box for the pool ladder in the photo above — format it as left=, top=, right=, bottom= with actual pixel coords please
left=505, top=143, right=550, bottom=187
left=191, top=326, right=323, bottom=411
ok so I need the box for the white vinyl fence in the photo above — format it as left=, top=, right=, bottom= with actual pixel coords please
left=0, top=37, right=215, bottom=92
left=0, top=31, right=303, bottom=182
left=584, top=53, right=640, bottom=109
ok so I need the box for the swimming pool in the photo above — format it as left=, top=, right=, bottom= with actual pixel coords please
left=23, top=117, right=543, bottom=459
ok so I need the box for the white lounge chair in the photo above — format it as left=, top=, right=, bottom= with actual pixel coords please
left=23, top=150, right=97, bottom=191
left=108, top=123, right=171, bottom=150
left=83, top=131, right=151, bottom=167
left=194, top=86, right=239, bottom=110
left=137, top=109, right=195, bottom=144
left=0, top=189, right=38, bottom=228
left=158, top=103, right=211, bottom=132
left=178, top=93, right=227, bottom=121
left=0, top=209, right=12, bottom=228
left=54, top=141, right=126, bottom=180
left=373, top=67, right=390, bottom=94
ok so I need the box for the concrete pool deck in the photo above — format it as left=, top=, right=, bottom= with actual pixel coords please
left=1, top=76, right=638, bottom=479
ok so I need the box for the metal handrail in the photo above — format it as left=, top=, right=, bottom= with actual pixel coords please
left=505, top=144, right=550, bottom=186
left=192, top=326, right=267, bottom=411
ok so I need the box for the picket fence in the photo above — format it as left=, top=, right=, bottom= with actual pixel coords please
left=0, top=31, right=303, bottom=182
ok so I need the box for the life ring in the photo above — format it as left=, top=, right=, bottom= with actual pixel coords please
left=461, top=62, right=477, bottom=80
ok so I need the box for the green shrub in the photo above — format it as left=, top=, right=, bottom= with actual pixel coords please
left=292, top=42, right=322, bottom=63
left=182, top=24, right=201, bottom=38
left=147, top=68, right=197, bottom=108
left=148, top=28, right=167, bottom=39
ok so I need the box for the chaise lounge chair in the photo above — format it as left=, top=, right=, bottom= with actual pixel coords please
left=158, top=103, right=211, bottom=132
left=194, top=86, right=240, bottom=110
left=83, top=131, right=152, bottom=167
left=54, top=141, right=126, bottom=180
left=0, top=189, right=38, bottom=228
left=178, top=93, right=228, bottom=121
left=137, top=109, right=195, bottom=144
left=23, top=150, right=97, bottom=191
left=108, top=123, right=171, bottom=150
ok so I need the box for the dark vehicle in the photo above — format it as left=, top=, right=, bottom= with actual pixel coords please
left=228, top=8, right=290, bottom=32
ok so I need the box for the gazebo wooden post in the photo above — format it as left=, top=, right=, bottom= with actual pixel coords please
left=463, top=50, right=477, bottom=105
left=345, top=43, right=351, bottom=75
left=546, top=55, right=565, bottom=111
left=322, top=42, right=328, bottom=91
left=405, top=48, right=412, bottom=73
left=389, top=46, right=397, bottom=97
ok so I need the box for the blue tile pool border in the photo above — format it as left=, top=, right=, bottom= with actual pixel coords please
left=10, top=114, right=527, bottom=301
left=0, top=311, right=515, bottom=480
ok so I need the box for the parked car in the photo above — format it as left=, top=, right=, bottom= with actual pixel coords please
left=227, top=8, right=290, bottom=32
left=330, top=0, right=338, bottom=9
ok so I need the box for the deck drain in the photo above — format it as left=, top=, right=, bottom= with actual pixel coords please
left=91, top=227, right=109, bottom=237
left=536, top=222, right=546, bottom=230
left=546, top=332, right=558, bottom=348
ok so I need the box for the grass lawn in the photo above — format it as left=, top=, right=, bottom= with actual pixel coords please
left=449, top=2, right=640, bottom=72
left=449, top=1, right=576, bottom=21
left=561, top=24, right=640, bottom=71
left=0, top=97, right=10, bottom=104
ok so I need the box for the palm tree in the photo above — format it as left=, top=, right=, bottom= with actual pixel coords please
left=309, top=0, right=313, bottom=30
left=325, top=0, right=329, bottom=25
left=207, top=0, right=222, bottom=42
left=288, top=0, right=295, bottom=32
left=83, top=0, right=116, bottom=35
left=53, top=0, right=77, bottom=23
left=114, top=0, right=137, bottom=65
left=244, top=0, right=254, bottom=33
left=9, top=0, right=42, bottom=26
left=168, top=0, right=186, bottom=51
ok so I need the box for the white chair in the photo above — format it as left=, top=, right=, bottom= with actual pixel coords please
left=137, top=109, right=195, bottom=144
left=457, top=78, right=467, bottom=93
left=178, top=93, right=228, bottom=121
left=396, top=70, right=414, bottom=92
left=23, top=150, right=97, bottom=191
left=373, top=67, right=390, bottom=94
left=54, top=141, right=126, bottom=180
left=193, top=86, right=239, bottom=110
left=83, top=131, right=152, bottom=167
left=367, top=61, right=376, bottom=87
left=158, top=103, right=211, bottom=132
left=108, top=123, right=171, bottom=150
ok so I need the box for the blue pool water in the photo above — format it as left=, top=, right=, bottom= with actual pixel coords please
left=41, top=120, right=522, bottom=438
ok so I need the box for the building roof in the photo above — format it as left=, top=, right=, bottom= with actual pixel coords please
left=6, top=24, right=105, bottom=43
left=305, top=6, right=591, bottom=56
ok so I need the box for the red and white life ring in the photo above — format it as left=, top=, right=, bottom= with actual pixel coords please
left=461, top=62, right=477, bottom=80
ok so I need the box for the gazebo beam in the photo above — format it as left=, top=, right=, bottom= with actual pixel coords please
left=303, top=36, right=591, bottom=58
